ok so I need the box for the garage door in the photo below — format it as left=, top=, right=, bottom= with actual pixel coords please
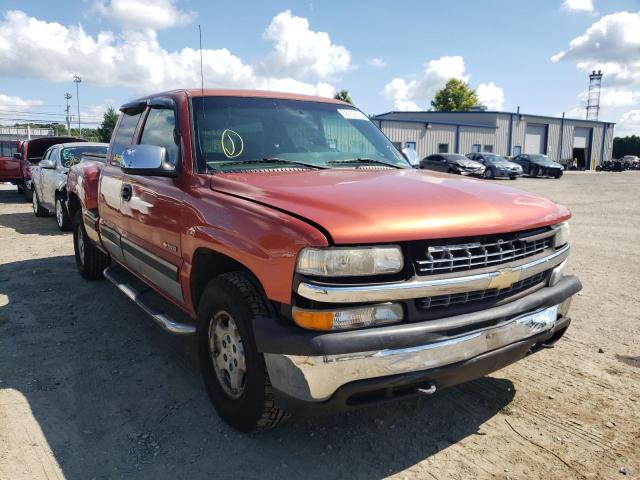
left=524, top=124, right=547, bottom=154
left=573, top=127, right=590, bottom=149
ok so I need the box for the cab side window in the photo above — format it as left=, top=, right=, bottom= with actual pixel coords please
left=139, top=108, right=179, bottom=167
left=110, top=111, right=142, bottom=166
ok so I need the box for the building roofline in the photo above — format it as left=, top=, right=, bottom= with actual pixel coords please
left=373, top=117, right=497, bottom=129
left=374, top=110, right=616, bottom=126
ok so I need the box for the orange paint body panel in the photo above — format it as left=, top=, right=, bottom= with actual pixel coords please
left=210, top=169, right=570, bottom=244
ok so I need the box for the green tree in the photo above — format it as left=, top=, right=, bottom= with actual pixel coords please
left=334, top=90, right=353, bottom=104
left=613, top=135, right=640, bottom=158
left=431, top=79, right=479, bottom=112
left=97, top=107, right=118, bottom=143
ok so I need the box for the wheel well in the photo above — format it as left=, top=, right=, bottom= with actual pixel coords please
left=190, top=248, right=263, bottom=311
left=67, top=192, right=81, bottom=220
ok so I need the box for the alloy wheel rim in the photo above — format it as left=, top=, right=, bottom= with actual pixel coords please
left=56, top=200, right=63, bottom=226
left=208, top=311, right=246, bottom=399
left=76, top=228, right=85, bottom=264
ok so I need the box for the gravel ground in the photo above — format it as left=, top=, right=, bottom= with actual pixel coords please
left=0, top=172, right=638, bottom=480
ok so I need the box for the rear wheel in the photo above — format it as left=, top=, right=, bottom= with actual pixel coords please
left=530, top=165, right=539, bottom=177
left=17, top=183, right=25, bottom=194
left=32, top=190, right=48, bottom=217
left=25, top=184, right=33, bottom=203
left=483, top=168, right=494, bottom=179
left=73, top=211, right=109, bottom=280
left=55, top=195, right=72, bottom=231
left=197, top=272, right=289, bottom=432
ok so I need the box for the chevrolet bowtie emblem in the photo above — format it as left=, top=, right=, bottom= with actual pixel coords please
left=488, top=269, right=521, bottom=290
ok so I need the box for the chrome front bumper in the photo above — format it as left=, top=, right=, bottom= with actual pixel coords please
left=265, top=300, right=570, bottom=402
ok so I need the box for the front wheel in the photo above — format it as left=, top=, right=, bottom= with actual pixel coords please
left=483, top=168, right=494, bottom=179
left=554, top=170, right=563, bottom=179
left=530, top=165, right=539, bottom=177
left=509, top=176, right=517, bottom=180
left=55, top=195, right=72, bottom=231
left=32, top=190, right=48, bottom=217
left=197, top=272, right=288, bottom=432
left=73, top=211, right=109, bottom=280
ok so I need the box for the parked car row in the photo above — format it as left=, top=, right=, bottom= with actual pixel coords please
left=410, top=150, right=563, bottom=180
left=4, top=89, right=581, bottom=433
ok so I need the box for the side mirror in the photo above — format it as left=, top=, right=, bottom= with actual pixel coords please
left=13, top=153, right=21, bottom=160
left=39, top=159, right=56, bottom=169
left=121, top=145, right=176, bottom=177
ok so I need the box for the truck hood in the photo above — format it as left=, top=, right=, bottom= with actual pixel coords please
left=210, top=169, right=570, bottom=244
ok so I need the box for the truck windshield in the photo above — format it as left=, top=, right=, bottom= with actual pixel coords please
left=192, top=96, right=409, bottom=172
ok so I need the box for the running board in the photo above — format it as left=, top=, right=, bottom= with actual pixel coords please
left=103, top=266, right=196, bottom=336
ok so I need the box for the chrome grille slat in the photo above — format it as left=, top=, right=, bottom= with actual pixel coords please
left=414, top=232, right=552, bottom=275
left=415, top=271, right=548, bottom=311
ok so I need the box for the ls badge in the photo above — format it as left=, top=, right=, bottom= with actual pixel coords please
left=488, top=269, right=520, bottom=290
left=162, top=241, right=178, bottom=253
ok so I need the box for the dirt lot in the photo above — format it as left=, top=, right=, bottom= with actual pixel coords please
left=0, top=172, right=638, bottom=480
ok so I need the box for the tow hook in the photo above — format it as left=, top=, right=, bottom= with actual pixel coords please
left=417, top=384, right=437, bottom=395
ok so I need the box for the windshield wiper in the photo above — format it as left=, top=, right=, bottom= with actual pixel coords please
left=216, top=158, right=327, bottom=170
left=327, top=158, right=403, bottom=169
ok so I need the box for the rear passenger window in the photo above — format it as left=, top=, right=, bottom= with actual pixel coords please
left=110, top=112, right=142, bottom=166
left=139, top=108, right=179, bottom=167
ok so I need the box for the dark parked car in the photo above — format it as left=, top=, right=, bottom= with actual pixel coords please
left=420, top=153, right=485, bottom=176
left=512, top=154, right=563, bottom=178
left=466, top=152, right=522, bottom=180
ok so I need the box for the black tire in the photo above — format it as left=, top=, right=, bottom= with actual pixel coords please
left=554, top=170, right=563, bottom=179
left=509, top=176, right=517, bottom=180
left=483, top=168, right=494, bottom=179
left=32, top=189, right=48, bottom=217
left=17, top=183, right=25, bottom=194
left=25, top=185, right=33, bottom=203
left=197, top=272, right=289, bottom=432
left=73, top=211, right=109, bottom=280
left=530, top=165, right=539, bottom=177
left=55, top=194, right=72, bottom=231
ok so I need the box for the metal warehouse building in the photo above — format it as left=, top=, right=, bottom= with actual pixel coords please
left=372, top=111, right=615, bottom=170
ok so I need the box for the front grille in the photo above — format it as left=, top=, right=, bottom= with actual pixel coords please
left=412, top=229, right=553, bottom=275
left=415, top=271, right=548, bottom=311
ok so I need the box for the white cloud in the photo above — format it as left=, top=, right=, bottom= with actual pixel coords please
left=382, top=56, right=504, bottom=111
left=261, top=10, right=351, bottom=79
left=562, top=0, right=594, bottom=12
left=0, top=10, right=338, bottom=98
left=476, top=82, right=505, bottom=110
left=617, top=109, right=640, bottom=135
left=551, top=11, right=640, bottom=86
left=94, top=0, right=196, bottom=31
left=0, top=93, right=43, bottom=112
left=367, top=58, right=387, bottom=69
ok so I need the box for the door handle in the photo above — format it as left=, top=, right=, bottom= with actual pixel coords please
left=121, top=184, right=132, bottom=201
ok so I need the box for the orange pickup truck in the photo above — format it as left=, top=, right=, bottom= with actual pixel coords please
left=67, top=89, right=581, bottom=432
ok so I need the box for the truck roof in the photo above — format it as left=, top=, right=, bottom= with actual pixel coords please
left=130, top=89, right=349, bottom=106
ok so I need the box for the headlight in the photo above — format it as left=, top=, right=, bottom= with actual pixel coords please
left=296, top=246, right=403, bottom=277
left=292, top=303, right=403, bottom=331
left=554, top=222, right=570, bottom=246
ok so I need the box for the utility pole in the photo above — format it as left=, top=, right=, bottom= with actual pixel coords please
left=64, top=93, right=72, bottom=135
left=73, top=75, right=82, bottom=137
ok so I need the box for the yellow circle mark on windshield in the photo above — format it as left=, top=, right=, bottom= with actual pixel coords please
left=221, top=129, right=244, bottom=159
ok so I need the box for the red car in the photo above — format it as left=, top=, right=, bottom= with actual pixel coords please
left=0, top=140, right=22, bottom=187
left=68, top=89, right=581, bottom=432
left=14, top=136, right=85, bottom=200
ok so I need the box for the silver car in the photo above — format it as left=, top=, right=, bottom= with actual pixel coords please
left=31, top=142, right=108, bottom=230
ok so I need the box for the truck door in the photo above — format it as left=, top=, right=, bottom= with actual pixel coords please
left=42, top=147, right=61, bottom=210
left=119, top=98, right=185, bottom=304
left=33, top=148, right=52, bottom=206
left=99, top=106, right=145, bottom=263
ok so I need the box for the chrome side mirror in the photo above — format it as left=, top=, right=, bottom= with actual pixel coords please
left=121, top=144, right=176, bottom=177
